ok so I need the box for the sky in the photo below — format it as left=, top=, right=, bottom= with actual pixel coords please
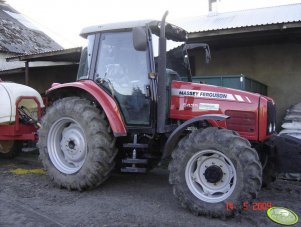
left=6, top=0, right=301, bottom=48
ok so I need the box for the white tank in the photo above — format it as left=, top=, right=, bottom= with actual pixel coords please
left=0, top=82, right=44, bottom=124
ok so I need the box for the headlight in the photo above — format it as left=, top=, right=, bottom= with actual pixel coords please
left=269, top=123, right=273, bottom=133
left=266, top=100, right=276, bottom=135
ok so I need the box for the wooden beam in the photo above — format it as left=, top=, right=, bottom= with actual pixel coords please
left=25, top=61, right=29, bottom=85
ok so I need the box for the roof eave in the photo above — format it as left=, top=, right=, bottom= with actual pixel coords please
left=6, top=47, right=82, bottom=62
left=188, top=22, right=301, bottom=39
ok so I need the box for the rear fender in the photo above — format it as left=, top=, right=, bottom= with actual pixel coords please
left=162, top=114, right=229, bottom=160
left=47, top=81, right=127, bottom=137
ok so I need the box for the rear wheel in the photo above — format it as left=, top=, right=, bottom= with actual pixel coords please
left=38, top=97, right=117, bottom=191
left=169, top=127, right=262, bottom=218
left=0, top=140, right=22, bottom=158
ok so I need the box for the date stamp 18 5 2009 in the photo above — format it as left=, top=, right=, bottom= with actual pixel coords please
left=226, top=201, right=272, bottom=211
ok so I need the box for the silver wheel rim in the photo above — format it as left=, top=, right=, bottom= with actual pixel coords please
left=185, top=149, right=237, bottom=203
left=47, top=117, right=87, bottom=174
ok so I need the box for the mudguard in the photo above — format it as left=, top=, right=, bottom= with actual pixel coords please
left=47, top=80, right=127, bottom=137
left=162, top=114, right=229, bottom=160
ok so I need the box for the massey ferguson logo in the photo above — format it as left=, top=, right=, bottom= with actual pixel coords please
left=178, top=90, right=199, bottom=96
left=200, top=92, right=227, bottom=99
left=172, top=89, right=236, bottom=101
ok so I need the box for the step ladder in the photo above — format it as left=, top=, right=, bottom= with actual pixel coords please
left=121, top=134, right=149, bottom=173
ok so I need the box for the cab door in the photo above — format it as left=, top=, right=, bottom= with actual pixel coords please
left=94, top=31, right=152, bottom=126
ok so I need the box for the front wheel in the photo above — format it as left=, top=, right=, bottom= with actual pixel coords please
left=169, top=127, right=262, bottom=218
left=185, top=149, right=237, bottom=204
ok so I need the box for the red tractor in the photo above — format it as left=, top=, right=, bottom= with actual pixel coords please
left=37, top=13, right=300, bottom=218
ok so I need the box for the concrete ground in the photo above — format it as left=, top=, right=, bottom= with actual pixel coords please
left=0, top=152, right=300, bottom=227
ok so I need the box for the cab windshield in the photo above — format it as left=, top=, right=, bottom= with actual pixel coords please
left=77, top=35, right=95, bottom=80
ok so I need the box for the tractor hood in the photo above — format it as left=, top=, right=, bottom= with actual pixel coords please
left=169, top=80, right=267, bottom=140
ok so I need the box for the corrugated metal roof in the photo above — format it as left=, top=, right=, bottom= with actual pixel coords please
left=6, top=47, right=82, bottom=62
left=0, top=2, right=62, bottom=54
left=177, top=3, right=301, bottom=33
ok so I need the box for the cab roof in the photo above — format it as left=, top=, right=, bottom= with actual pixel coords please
left=80, top=20, right=187, bottom=41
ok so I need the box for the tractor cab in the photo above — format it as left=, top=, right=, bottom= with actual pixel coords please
left=76, top=19, right=209, bottom=130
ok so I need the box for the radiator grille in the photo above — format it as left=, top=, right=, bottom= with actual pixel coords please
left=225, top=110, right=256, bottom=133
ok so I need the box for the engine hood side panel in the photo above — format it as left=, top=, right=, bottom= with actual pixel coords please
left=170, top=81, right=261, bottom=140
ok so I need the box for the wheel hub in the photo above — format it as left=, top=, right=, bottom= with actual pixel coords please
left=47, top=118, right=87, bottom=174
left=68, top=140, right=75, bottom=149
left=204, top=165, right=223, bottom=183
left=60, top=123, right=86, bottom=164
left=185, top=150, right=237, bottom=203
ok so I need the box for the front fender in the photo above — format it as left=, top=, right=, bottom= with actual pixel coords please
left=162, top=114, right=229, bottom=160
left=47, top=80, right=127, bottom=137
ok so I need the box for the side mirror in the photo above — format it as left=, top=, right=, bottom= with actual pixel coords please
left=183, top=54, right=189, bottom=66
left=183, top=43, right=211, bottom=64
left=204, top=45, right=211, bottom=64
left=132, top=27, right=147, bottom=51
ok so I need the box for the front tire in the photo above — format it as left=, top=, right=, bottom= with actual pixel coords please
left=169, top=127, right=262, bottom=218
left=38, top=97, right=117, bottom=191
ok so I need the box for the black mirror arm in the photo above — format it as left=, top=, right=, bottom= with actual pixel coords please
left=184, top=49, right=193, bottom=82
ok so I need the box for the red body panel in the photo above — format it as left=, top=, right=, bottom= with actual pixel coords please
left=0, top=124, right=37, bottom=140
left=47, top=80, right=127, bottom=136
left=170, top=81, right=272, bottom=142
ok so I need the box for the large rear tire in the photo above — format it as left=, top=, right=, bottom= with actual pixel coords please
left=169, top=127, right=262, bottom=218
left=0, top=140, right=22, bottom=158
left=38, top=97, right=117, bottom=191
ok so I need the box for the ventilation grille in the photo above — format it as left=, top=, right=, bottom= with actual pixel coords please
left=225, top=110, right=256, bottom=133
